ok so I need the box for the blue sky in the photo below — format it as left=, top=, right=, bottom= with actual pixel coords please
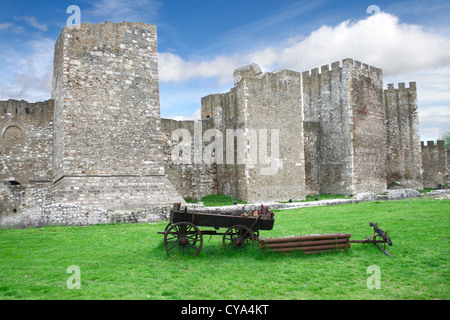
left=0, top=0, right=449, bottom=140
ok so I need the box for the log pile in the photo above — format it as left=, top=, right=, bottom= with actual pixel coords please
left=258, top=233, right=351, bottom=254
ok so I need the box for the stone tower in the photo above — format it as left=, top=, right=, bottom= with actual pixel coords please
left=51, top=22, right=183, bottom=209
left=302, top=59, right=387, bottom=196
left=201, top=64, right=307, bottom=202
left=385, top=82, right=423, bottom=189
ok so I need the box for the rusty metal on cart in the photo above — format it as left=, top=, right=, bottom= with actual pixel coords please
left=259, top=222, right=393, bottom=257
left=258, top=233, right=352, bottom=254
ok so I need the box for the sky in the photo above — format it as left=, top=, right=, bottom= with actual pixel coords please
left=0, top=0, right=449, bottom=141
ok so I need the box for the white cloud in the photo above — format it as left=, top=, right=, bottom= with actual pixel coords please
left=158, top=12, right=450, bottom=140
left=14, top=16, right=48, bottom=31
left=166, top=109, right=201, bottom=121
left=86, top=0, right=161, bottom=23
left=278, top=12, right=450, bottom=75
left=158, top=12, right=450, bottom=82
left=159, top=52, right=243, bottom=85
left=421, top=126, right=448, bottom=142
left=0, top=38, right=54, bottom=102
left=0, top=22, right=26, bottom=34
left=0, top=23, right=13, bottom=31
left=419, top=105, right=450, bottom=125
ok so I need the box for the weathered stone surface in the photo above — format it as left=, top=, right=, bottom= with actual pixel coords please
left=355, top=193, right=377, bottom=201
left=302, top=59, right=387, bottom=195
left=1, top=21, right=444, bottom=229
left=161, top=118, right=217, bottom=200
left=0, top=99, right=54, bottom=184
left=385, top=82, right=423, bottom=189
left=200, top=66, right=306, bottom=202
left=51, top=21, right=184, bottom=209
left=421, top=140, right=447, bottom=188
left=0, top=202, right=170, bottom=229
left=386, top=188, right=420, bottom=199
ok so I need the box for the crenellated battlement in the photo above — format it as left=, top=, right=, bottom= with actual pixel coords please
left=386, top=82, right=417, bottom=91
left=0, top=99, right=54, bottom=123
left=421, top=140, right=447, bottom=188
left=421, top=140, right=445, bottom=149
left=0, top=25, right=434, bottom=228
left=302, top=58, right=382, bottom=79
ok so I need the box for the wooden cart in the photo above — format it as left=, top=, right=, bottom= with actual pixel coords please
left=158, top=203, right=275, bottom=257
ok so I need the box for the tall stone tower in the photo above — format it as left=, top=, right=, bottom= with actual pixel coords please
left=385, top=82, right=423, bottom=189
left=302, top=59, right=387, bottom=195
left=201, top=64, right=306, bottom=202
left=51, top=22, right=183, bottom=209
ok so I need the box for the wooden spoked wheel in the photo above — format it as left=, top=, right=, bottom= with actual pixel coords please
left=222, top=225, right=255, bottom=249
left=164, top=222, right=173, bottom=231
left=164, top=222, right=203, bottom=257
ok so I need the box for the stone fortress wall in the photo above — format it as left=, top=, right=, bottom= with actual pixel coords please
left=50, top=22, right=183, bottom=210
left=0, top=99, right=54, bottom=216
left=421, top=140, right=447, bottom=188
left=301, top=59, right=387, bottom=197
left=384, top=82, right=423, bottom=189
left=0, top=21, right=448, bottom=228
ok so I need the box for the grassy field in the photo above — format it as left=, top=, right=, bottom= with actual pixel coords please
left=185, top=194, right=247, bottom=206
left=184, top=193, right=348, bottom=206
left=0, top=196, right=448, bottom=300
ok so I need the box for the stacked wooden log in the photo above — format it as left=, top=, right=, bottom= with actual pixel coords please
left=258, top=233, right=351, bottom=254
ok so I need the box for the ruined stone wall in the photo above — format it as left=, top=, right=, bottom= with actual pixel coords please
left=349, top=61, right=387, bottom=194
left=303, top=121, right=320, bottom=196
left=0, top=99, right=54, bottom=184
left=201, top=82, right=248, bottom=200
left=421, top=140, right=447, bottom=188
left=161, top=118, right=217, bottom=200
left=201, top=64, right=306, bottom=202
left=244, top=68, right=306, bottom=202
left=52, top=22, right=163, bottom=179
left=302, top=60, right=354, bottom=195
left=0, top=202, right=171, bottom=229
left=1, top=181, right=52, bottom=218
left=385, top=82, right=423, bottom=189
left=51, top=21, right=183, bottom=209
left=302, top=59, right=387, bottom=195
left=0, top=99, right=54, bottom=216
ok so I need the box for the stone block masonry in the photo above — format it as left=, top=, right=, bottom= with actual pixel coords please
left=302, top=59, right=387, bottom=196
left=0, top=99, right=54, bottom=185
left=51, top=21, right=183, bottom=210
left=0, top=21, right=438, bottom=228
left=385, top=82, right=423, bottom=189
left=161, top=118, right=218, bottom=200
left=0, top=202, right=171, bottom=229
left=200, top=64, right=306, bottom=202
left=0, top=99, right=54, bottom=216
left=52, top=22, right=163, bottom=178
left=349, top=60, right=387, bottom=194
left=421, top=140, right=447, bottom=188
left=241, top=67, right=306, bottom=202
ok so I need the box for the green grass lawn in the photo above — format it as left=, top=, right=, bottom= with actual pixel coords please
left=184, top=194, right=247, bottom=206
left=0, top=197, right=448, bottom=300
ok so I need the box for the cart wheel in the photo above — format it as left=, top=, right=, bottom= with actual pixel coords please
left=222, top=225, right=255, bottom=249
left=164, top=222, right=173, bottom=231
left=164, top=222, right=203, bottom=257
